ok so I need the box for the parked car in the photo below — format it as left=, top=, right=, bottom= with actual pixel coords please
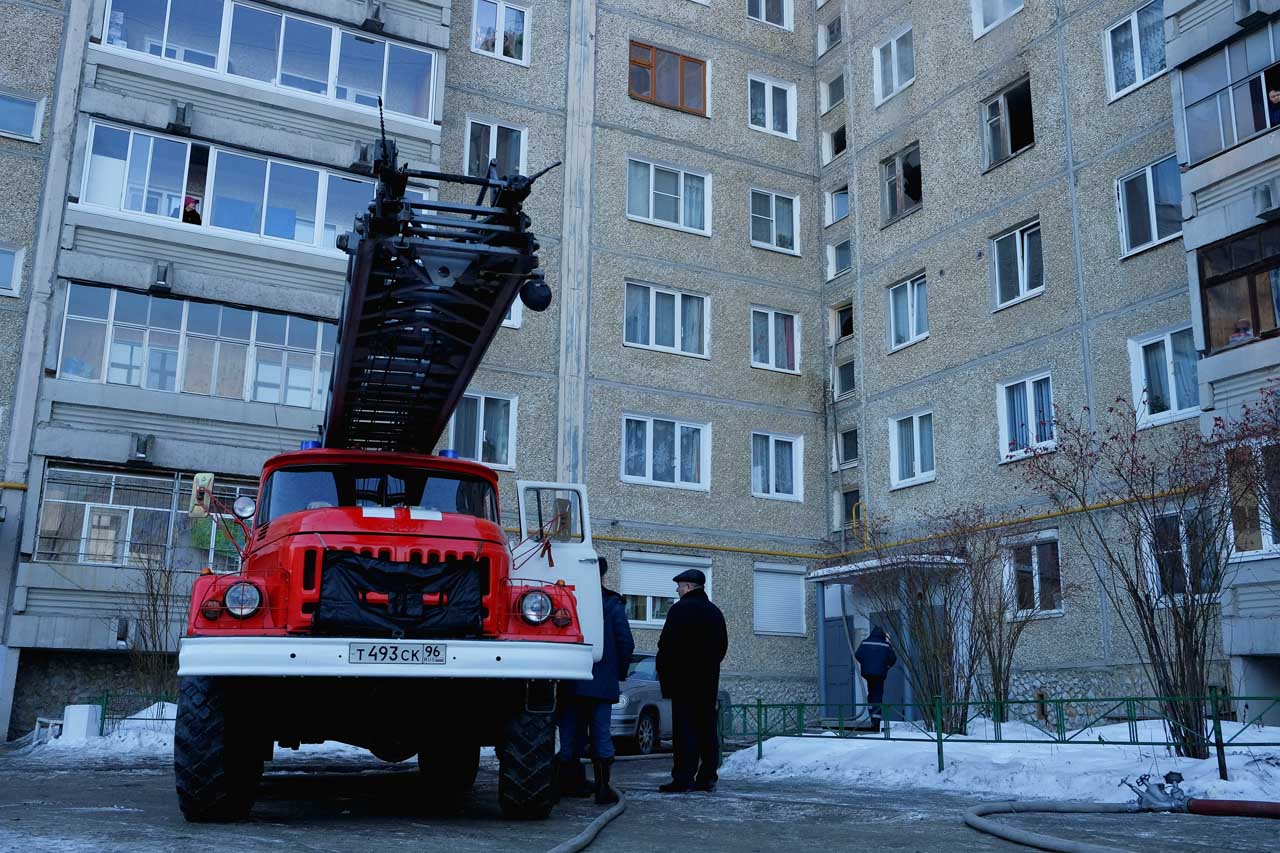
left=610, top=652, right=731, bottom=754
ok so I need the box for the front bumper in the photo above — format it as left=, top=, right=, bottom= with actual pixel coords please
left=178, top=635, right=594, bottom=680
left=609, top=713, right=637, bottom=737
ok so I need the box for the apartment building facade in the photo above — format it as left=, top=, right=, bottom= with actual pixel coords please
left=812, top=0, right=1206, bottom=710
left=1166, top=0, right=1280, bottom=701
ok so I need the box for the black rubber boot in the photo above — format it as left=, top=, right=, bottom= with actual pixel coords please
left=593, top=759, right=619, bottom=806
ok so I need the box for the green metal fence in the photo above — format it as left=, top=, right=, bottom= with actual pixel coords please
left=98, top=692, right=178, bottom=736
left=719, top=694, right=1280, bottom=774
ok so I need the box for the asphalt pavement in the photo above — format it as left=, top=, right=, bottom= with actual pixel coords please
left=0, top=748, right=1274, bottom=851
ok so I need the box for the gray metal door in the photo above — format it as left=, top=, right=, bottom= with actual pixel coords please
left=869, top=610, right=909, bottom=721
left=822, top=614, right=855, bottom=715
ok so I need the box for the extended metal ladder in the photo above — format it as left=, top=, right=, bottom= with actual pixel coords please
left=321, top=139, right=554, bottom=453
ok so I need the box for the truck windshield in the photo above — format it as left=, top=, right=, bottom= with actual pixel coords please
left=260, top=465, right=498, bottom=524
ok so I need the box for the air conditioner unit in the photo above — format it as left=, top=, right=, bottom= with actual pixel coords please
left=1254, top=179, right=1280, bottom=220
left=1236, top=0, right=1270, bottom=29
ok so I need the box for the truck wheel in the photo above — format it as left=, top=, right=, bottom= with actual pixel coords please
left=419, top=739, right=481, bottom=795
left=498, top=709, right=556, bottom=820
left=174, top=676, right=263, bottom=822
left=635, top=709, right=660, bottom=755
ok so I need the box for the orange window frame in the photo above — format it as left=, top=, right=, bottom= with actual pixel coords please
left=628, top=40, right=706, bottom=117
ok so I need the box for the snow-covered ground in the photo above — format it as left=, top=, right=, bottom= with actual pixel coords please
left=15, top=702, right=493, bottom=768
left=720, top=719, right=1280, bottom=803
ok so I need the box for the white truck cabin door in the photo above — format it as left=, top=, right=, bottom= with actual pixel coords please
left=514, top=482, right=603, bottom=662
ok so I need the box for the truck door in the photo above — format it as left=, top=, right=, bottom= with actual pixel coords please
left=514, top=482, right=603, bottom=662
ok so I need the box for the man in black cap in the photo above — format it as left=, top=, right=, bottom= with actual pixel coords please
left=656, top=568, right=727, bottom=793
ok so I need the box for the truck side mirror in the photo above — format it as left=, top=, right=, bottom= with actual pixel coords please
left=233, top=496, right=257, bottom=521
left=189, top=473, right=215, bottom=518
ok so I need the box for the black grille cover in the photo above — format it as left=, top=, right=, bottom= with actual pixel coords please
left=312, top=551, right=484, bottom=638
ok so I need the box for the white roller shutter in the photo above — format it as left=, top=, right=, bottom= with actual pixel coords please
left=754, top=563, right=806, bottom=636
left=620, top=551, right=713, bottom=599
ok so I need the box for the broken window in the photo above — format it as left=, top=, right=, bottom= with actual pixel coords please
left=983, top=78, right=1034, bottom=168
left=881, top=143, right=922, bottom=223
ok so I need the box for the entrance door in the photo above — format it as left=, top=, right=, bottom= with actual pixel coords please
left=514, top=482, right=603, bottom=661
left=821, top=583, right=856, bottom=715
left=868, top=609, right=909, bottom=721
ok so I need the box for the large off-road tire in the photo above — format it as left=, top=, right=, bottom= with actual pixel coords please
left=174, top=676, right=263, bottom=822
left=497, top=709, right=556, bottom=820
left=418, top=738, right=481, bottom=796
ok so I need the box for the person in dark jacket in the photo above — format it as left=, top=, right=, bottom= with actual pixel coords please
left=656, top=568, right=727, bottom=793
left=557, top=557, right=635, bottom=805
left=854, top=626, right=897, bottom=732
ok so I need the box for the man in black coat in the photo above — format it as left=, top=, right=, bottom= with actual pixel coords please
left=656, top=568, right=727, bottom=793
left=854, top=625, right=897, bottom=732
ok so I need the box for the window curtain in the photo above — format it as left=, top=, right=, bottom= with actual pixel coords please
left=683, top=174, right=705, bottom=230
left=749, top=79, right=767, bottom=127
left=453, top=396, right=479, bottom=459
left=774, top=313, right=795, bottom=370
left=1143, top=340, right=1171, bottom=413
left=914, top=279, right=928, bottom=336
left=751, top=311, right=770, bottom=364
left=1110, top=19, right=1136, bottom=91
left=654, top=290, right=676, bottom=348
left=679, top=425, right=701, bottom=484
left=1032, top=377, right=1053, bottom=443
left=652, top=420, right=676, bottom=482
left=1137, top=1, right=1165, bottom=80
left=896, top=418, right=915, bottom=481
left=751, top=434, right=770, bottom=494
left=626, top=160, right=649, bottom=217
left=1006, top=383, right=1029, bottom=451
left=481, top=397, right=510, bottom=465
left=1023, top=227, right=1043, bottom=292
left=1171, top=329, right=1198, bottom=411
left=891, top=284, right=909, bottom=345
left=624, top=418, right=647, bottom=477
left=774, top=439, right=794, bottom=495
left=918, top=413, right=934, bottom=472
left=624, top=283, right=649, bottom=345
left=680, top=294, right=703, bottom=354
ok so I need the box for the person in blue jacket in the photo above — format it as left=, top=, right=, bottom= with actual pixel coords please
left=557, top=556, right=635, bottom=805
left=854, top=626, right=897, bottom=732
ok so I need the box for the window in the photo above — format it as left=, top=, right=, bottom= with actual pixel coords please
left=827, top=185, right=850, bottom=225
left=503, top=300, right=523, bottom=329
left=1006, top=535, right=1062, bottom=614
left=835, top=358, right=856, bottom=397
left=747, top=0, right=791, bottom=30
left=890, top=410, right=934, bottom=488
left=820, top=16, right=843, bottom=55
left=626, top=158, right=710, bottom=234
left=998, top=373, right=1055, bottom=460
left=624, top=281, right=708, bottom=356
left=1149, top=511, right=1214, bottom=597
left=1118, top=155, right=1181, bottom=255
left=1227, top=444, right=1280, bottom=554
left=829, top=240, right=852, bottom=278
left=36, top=467, right=254, bottom=572
left=889, top=273, right=928, bottom=349
left=621, top=551, right=711, bottom=625
left=1129, top=327, right=1198, bottom=426
left=0, top=92, right=41, bottom=141
left=1181, top=18, right=1280, bottom=163
left=472, top=0, right=530, bottom=65
left=629, top=41, right=706, bottom=116
left=983, top=78, right=1034, bottom=168
left=1106, top=1, right=1165, bottom=99
left=103, top=1, right=436, bottom=121
left=622, top=414, right=710, bottom=489
left=881, top=144, right=922, bottom=223
left=748, top=75, right=796, bottom=138
left=466, top=118, right=526, bottom=178
left=823, top=74, right=845, bottom=113
left=754, top=563, right=806, bottom=635
left=0, top=247, right=22, bottom=296
left=448, top=392, right=517, bottom=468
left=824, top=125, right=847, bottom=163
left=751, top=307, right=799, bottom=372
left=750, top=189, right=799, bottom=253
left=972, top=0, right=1023, bottom=38
left=840, top=488, right=862, bottom=528
left=837, top=427, right=859, bottom=467
left=993, top=220, right=1043, bottom=307
left=752, top=433, right=803, bottom=500
left=80, top=122, right=374, bottom=250
left=1197, top=221, right=1280, bottom=352
left=833, top=302, right=854, bottom=341
left=873, top=27, right=915, bottom=104
left=58, top=283, right=335, bottom=409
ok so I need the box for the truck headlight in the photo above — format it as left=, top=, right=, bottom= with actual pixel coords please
left=520, top=591, right=552, bottom=624
left=224, top=582, right=262, bottom=618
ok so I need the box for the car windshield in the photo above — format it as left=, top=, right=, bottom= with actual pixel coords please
left=260, top=464, right=498, bottom=524
left=627, top=654, right=657, bottom=680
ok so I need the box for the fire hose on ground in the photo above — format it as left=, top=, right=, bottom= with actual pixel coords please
left=963, top=773, right=1280, bottom=852
left=545, top=753, right=670, bottom=853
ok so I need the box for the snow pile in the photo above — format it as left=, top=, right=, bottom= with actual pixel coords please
left=721, top=719, right=1280, bottom=803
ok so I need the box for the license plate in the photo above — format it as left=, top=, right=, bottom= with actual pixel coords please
left=347, top=642, right=446, bottom=665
